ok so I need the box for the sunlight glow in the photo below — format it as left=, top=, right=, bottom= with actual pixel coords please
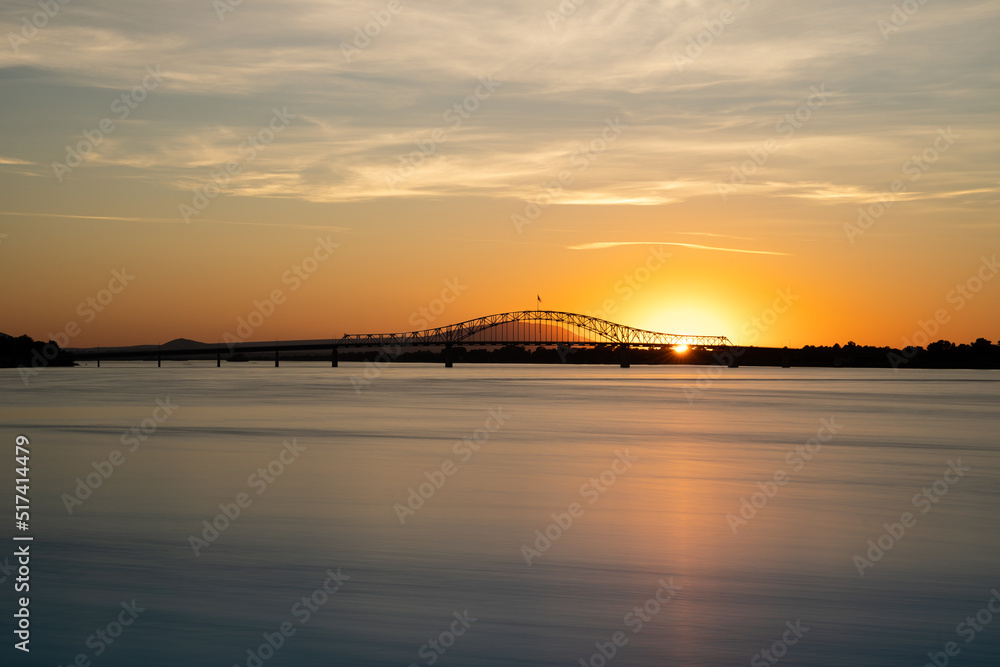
left=639, top=301, right=735, bottom=342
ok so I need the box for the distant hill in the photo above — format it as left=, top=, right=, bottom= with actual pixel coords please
left=161, top=338, right=210, bottom=350
left=66, top=338, right=209, bottom=354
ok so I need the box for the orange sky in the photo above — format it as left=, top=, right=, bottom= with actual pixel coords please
left=0, top=1, right=997, bottom=348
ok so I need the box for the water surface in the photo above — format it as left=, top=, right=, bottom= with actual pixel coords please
left=2, top=363, right=998, bottom=666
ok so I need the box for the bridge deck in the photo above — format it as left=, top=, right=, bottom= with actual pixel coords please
left=66, top=311, right=732, bottom=361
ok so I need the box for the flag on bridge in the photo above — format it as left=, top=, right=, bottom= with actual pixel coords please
left=536, top=295, right=541, bottom=310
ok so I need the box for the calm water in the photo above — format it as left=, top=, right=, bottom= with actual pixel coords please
left=2, top=363, right=998, bottom=666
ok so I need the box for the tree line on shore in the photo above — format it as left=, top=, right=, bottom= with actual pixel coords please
left=348, top=339, right=1000, bottom=369
left=2, top=334, right=998, bottom=369
left=0, top=334, right=72, bottom=369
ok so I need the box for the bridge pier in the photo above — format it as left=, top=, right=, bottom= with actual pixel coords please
left=557, top=343, right=570, bottom=364
left=80, top=313, right=732, bottom=371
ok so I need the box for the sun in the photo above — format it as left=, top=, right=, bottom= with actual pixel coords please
left=673, top=344, right=689, bottom=354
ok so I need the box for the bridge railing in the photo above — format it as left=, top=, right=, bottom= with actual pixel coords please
left=339, top=310, right=731, bottom=348
left=67, top=311, right=731, bottom=364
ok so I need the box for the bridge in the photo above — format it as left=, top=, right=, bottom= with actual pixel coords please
left=69, top=310, right=732, bottom=368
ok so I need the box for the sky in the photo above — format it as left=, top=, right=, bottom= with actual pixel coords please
left=0, top=0, right=997, bottom=348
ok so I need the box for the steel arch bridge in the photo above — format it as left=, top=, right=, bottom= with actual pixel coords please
left=67, top=310, right=731, bottom=368
left=338, top=310, right=731, bottom=349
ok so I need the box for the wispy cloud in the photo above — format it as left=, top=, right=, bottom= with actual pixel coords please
left=567, top=241, right=790, bottom=256
left=675, top=231, right=755, bottom=240
left=0, top=211, right=348, bottom=231
left=0, top=0, right=997, bottom=208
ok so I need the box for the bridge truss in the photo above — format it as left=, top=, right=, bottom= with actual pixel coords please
left=338, top=310, right=731, bottom=349
left=67, top=310, right=731, bottom=368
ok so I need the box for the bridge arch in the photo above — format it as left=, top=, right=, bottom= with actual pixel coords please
left=67, top=310, right=731, bottom=368
left=338, top=310, right=731, bottom=348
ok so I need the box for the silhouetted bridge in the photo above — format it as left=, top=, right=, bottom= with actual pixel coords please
left=69, top=310, right=732, bottom=368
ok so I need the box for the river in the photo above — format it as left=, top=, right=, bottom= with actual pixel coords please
left=2, top=363, right=998, bottom=666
